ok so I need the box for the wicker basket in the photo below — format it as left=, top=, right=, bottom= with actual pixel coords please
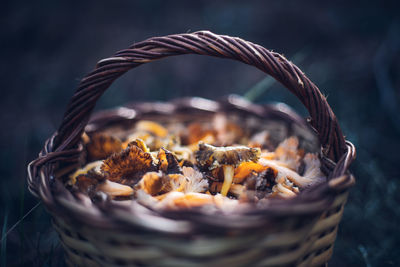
left=27, top=31, right=356, bottom=267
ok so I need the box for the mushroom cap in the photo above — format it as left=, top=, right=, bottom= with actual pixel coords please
left=195, top=142, right=261, bottom=170
left=100, top=144, right=156, bottom=184
left=157, top=147, right=182, bottom=174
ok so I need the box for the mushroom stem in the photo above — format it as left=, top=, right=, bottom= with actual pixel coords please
left=210, top=182, right=244, bottom=197
left=221, top=165, right=234, bottom=196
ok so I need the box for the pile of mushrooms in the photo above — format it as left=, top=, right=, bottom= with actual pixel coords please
left=195, top=142, right=261, bottom=196
left=69, top=116, right=326, bottom=211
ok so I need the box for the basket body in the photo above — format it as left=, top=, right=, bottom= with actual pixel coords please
left=54, top=192, right=348, bottom=267
left=51, top=98, right=349, bottom=267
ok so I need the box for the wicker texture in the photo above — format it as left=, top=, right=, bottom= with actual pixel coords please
left=54, top=191, right=349, bottom=267
left=27, top=31, right=356, bottom=266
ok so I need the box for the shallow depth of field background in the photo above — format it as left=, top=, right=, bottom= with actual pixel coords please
left=1, top=1, right=399, bottom=266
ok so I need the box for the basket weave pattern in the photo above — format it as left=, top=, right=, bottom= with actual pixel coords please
left=27, top=31, right=356, bottom=266
left=53, top=192, right=348, bottom=267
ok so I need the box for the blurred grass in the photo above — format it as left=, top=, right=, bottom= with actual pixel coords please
left=1, top=209, right=8, bottom=267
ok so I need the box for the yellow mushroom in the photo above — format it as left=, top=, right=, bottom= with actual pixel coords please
left=135, top=120, right=168, bottom=138
left=195, top=142, right=260, bottom=196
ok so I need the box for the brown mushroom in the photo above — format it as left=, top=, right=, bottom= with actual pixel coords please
left=156, top=147, right=182, bottom=174
left=195, top=142, right=260, bottom=196
left=74, top=172, right=104, bottom=195
left=70, top=160, right=103, bottom=185
left=134, top=171, right=187, bottom=197
left=101, top=143, right=156, bottom=185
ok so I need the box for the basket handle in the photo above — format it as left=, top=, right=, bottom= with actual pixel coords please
left=29, top=31, right=350, bottom=195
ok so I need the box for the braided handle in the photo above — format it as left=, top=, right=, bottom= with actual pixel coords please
left=57, top=31, right=346, bottom=160
left=29, top=31, right=349, bottom=197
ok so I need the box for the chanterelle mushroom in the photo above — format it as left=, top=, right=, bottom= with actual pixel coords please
left=195, top=142, right=260, bottom=196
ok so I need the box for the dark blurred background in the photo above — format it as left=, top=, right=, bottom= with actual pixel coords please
left=1, top=0, right=399, bottom=266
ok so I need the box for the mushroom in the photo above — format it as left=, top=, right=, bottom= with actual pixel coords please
left=69, top=160, right=103, bottom=185
left=209, top=182, right=245, bottom=198
left=195, top=142, right=260, bottom=196
left=135, top=120, right=168, bottom=138
left=134, top=171, right=186, bottom=196
left=233, top=161, right=270, bottom=184
left=273, top=136, right=302, bottom=171
left=97, top=180, right=134, bottom=197
left=73, top=172, right=105, bottom=195
left=156, top=147, right=182, bottom=174
left=182, top=166, right=209, bottom=193
left=158, top=192, right=214, bottom=210
left=137, top=190, right=215, bottom=211
left=100, top=143, right=156, bottom=186
left=259, top=153, right=325, bottom=188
